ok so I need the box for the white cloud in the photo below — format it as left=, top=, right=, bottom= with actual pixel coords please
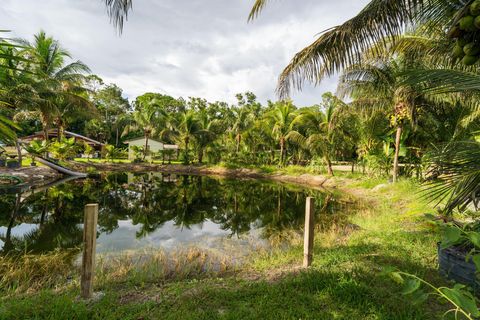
left=0, top=0, right=370, bottom=106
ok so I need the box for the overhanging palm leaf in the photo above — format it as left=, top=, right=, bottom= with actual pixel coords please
left=103, top=0, right=133, bottom=33
left=424, top=141, right=480, bottom=213
left=249, top=0, right=462, bottom=97
left=402, top=68, right=480, bottom=94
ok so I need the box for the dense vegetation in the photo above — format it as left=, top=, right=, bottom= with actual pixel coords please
left=4, top=0, right=480, bottom=318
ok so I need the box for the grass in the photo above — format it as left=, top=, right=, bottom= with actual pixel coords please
left=0, top=178, right=448, bottom=319
left=74, top=158, right=183, bottom=165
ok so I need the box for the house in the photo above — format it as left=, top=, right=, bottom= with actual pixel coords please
left=124, top=137, right=179, bottom=161
left=20, top=130, right=105, bottom=151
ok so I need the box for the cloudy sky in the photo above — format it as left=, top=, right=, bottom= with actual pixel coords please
left=1, top=0, right=369, bottom=106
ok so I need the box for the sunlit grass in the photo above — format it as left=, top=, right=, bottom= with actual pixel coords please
left=0, top=178, right=446, bottom=319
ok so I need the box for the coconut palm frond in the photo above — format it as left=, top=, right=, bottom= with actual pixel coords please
left=424, top=141, right=480, bottom=213
left=402, top=68, right=480, bottom=94
left=103, top=0, right=133, bottom=33
left=267, top=0, right=457, bottom=97
left=248, top=0, right=270, bottom=21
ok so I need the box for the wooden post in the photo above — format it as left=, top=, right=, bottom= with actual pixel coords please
left=81, top=204, right=98, bottom=299
left=303, top=197, right=315, bottom=267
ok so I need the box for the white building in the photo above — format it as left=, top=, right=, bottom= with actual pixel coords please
left=124, top=137, right=179, bottom=161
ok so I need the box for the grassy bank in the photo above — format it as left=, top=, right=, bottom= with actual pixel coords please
left=0, top=178, right=445, bottom=319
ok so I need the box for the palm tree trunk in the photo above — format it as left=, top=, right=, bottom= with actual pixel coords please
left=184, top=137, right=189, bottom=164
left=198, top=148, right=204, bottom=164
left=143, top=134, right=149, bottom=161
left=279, top=138, right=285, bottom=166
left=15, top=140, right=22, bottom=165
left=393, top=125, right=402, bottom=183
left=326, top=156, right=334, bottom=176
left=115, top=127, right=119, bottom=146
left=236, top=134, right=241, bottom=153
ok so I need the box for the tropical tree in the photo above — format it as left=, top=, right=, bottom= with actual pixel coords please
left=13, top=31, right=91, bottom=141
left=176, top=111, right=202, bottom=164
left=123, top=97, right=164, bottom=160
left=338, top=56, right=421, bottom=182
left=267, top=100, right=296, bottom=165
left=288, top=93, right=354, bottom=175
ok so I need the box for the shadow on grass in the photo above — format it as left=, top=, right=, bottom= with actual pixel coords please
left=0, top=242, right=447, bottom=320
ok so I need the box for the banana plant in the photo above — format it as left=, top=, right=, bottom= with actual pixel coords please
left=24, top=140, right=50, bottom=165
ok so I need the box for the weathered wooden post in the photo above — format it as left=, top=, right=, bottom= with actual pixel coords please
left=303, top=197, right=315, bottom=267
left=81, top=203, right=98, bottom=299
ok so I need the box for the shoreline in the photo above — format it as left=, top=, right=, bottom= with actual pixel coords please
left=70, top=162, right=341, bottom=189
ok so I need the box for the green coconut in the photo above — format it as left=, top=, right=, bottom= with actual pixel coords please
left=471, top=0, right=480, bottom=16
left=448, top=25, right=462, bottom=38
left=464, top=42, right=480, bottom=55
left=462, top=55, right=479, bottom=66
left=457, top=38, right=469, bottom=47
left=460, top=16, right=476, bottom=31
left=475, top=15, right=480, bottom=29
left=453, top=45, right=466, bottom=58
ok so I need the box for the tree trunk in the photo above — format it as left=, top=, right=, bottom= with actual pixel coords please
left=279, top=138, right=285, bottom=166
left=393, top=125, right=402, bottom=183
left=184, top=138, right=189, bottom=164
left=115, top=127, right=119, bottom=146
left=198, top=149, right=204, bottom=164
left=326, top=156, right=334, bottom=176
left=15, top=140, right=22, bottom=165
left=143, top=134, right=149, bottom=161
left=236, top=134, right=241, bottom=153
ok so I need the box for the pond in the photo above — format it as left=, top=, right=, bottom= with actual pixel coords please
left=0, top=172, right=348, bottom=258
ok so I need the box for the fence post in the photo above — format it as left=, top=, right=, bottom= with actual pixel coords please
left=303, top=197, right=315, bottom=267
left=81, top=203, right=98, bottom=299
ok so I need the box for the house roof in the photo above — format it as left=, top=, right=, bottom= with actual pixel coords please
left=20, top=130, right=105, bottom=146
left=124, top=137, right=164, bottom=144
left=124, top=138, right=179, bottom=149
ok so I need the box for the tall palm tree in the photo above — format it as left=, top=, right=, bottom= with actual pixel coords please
left=195, top=108, right=221, bottom=163
left=338, top=57, right=420, bottom=182
left=288, top=93, right=353, bottom=175
left=123, top=98, right=163, bottom=160
left=230, top=106, right=254, bottom=154
left=177, top=111, right=202, bottom=164
left=267, top=100, right=296, bottom=165
left=13, top=31, right=91, bottom=141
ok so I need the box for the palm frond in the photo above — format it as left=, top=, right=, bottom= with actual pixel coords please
left=248, top=0, right=270, bottom=21
left=266, top=0, right=458, bottom=97
left=103, top=0, right=133, bottom=33
left=402, top=68, right=480, bottom=94
left=424, top=141, right=480, bottom=213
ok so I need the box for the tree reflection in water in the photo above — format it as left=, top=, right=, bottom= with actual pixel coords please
left=0, top=172, right=352, bottom=255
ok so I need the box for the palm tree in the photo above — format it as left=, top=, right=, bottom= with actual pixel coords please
left=177, top=111, right=202, bottom=164
left=288, top=93, right=353, bottom=175
left=195, top=108, right=221, bottom=163
left=248, top=0, right=460, bottom=97
left=123, top=98, right=163, bottom=160
left=267, top=100, right=296, bottom=165
left=338, top=56, right=421, bottom=182
left=230, top=106, right=254, bottom=154
left=13, top=31, right=91, bottom=141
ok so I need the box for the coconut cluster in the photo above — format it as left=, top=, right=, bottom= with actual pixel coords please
left=449, top=0, right=480, bottom=65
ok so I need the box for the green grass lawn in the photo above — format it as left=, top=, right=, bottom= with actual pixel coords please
left=0, top=179, right=446, bottom=319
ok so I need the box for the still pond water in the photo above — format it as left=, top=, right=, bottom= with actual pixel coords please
left=0, top=172, right=345, bottom=257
